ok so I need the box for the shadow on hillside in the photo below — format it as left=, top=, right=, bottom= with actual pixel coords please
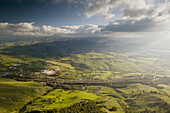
left=3, top=39, right=102, bottom=58
left=3, top=38, right=145, bottom=59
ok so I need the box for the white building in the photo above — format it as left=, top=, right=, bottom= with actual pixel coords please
left=41, top=69, right=56, bottom=75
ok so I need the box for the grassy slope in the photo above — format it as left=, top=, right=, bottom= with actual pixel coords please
left=2, top=50, right=170, bottom=80
left=1, top=38, right=170, bottom=112
left=26, top=85, right=129, bottom=113
left=0, top=54, right=76, bottom=78
left=158, top=84, right=170, bottom=95
left=0, top=78, right=50, bottom=113
left=85, top=86, right=127, bottom=113
left=26, top=89, right=100, bottom=112
left=115, top=83, right=170, bottom=112
left=126, top=93, right=170, bottom=112
left=59, top=52, right=165, bottom=80
left=0, top=54, right=22, bottom=70
left=116, top=83, right=160, bottom=95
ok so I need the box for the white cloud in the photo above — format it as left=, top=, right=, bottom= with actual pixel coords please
left=83, top=0, right=170, bottom=22
left=84, top=0, right=152, bottom=19
left=0, top=0, right=169, bottom=38
left=0, top=22, right=102, bottom=36
left=82, top=0, right=170, bottom=35
left=0, top=22, right=41, bottom=36
left=41, top=25, right=75, bottom=35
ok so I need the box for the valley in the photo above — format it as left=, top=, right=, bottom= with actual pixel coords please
left=0, top=37, right=170, bottom=113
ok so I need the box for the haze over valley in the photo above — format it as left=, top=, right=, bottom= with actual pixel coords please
left=0, top=0, right=170, bottom=113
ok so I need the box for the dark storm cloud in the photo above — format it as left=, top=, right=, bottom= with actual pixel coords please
left=102, top=19, right=155, bottom=32
left=122, top=8, right=154, bottom=19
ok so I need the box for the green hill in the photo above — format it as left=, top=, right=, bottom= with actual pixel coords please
left=25, top=89, right=100, bottom=112
left=0, top=78, right=50, bottom=113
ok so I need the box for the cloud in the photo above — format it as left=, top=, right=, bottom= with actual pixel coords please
left=41, top=25, right=75, bottom=35
left=0, top=18, right=169, bottom=38
left=0, top=22, right=42, bottom=36
left=33, top=0, right=170, bottom=22
left=103, top=19, right=154, bottom=32
left=122, top=8, right=154, bottom=20
left=102, top=18, right=170, bottom=33
left=83, top=0, right=170, bottom=33
left=84, top=0, right=129, bottom=19
left=0, top=22, right=102, bottom=36
left=0, top=0, right=169, bottom=38
left=83, top=0, right=170, bottom=21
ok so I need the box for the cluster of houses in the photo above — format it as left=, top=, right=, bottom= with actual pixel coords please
left=41, top=68, right=61, bottom=75
left=31, top=68, right=62, bottom=80
left=41, top=69, right=56, bottom=75
left=0, top=64, right=22, bottom=77
left=9, top=64, right=20, bottom=70
left=0, top=64, right=63, bottom=80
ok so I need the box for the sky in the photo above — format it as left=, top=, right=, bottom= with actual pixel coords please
left=0, top=0, right=170, bottom=38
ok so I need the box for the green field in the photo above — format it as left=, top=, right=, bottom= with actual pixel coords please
left=25, top=85, right=130, bottom=113
left=25, top=89, right=100, bottom=112
left=126, top=93, right=170, bottom=112
left=158, top=84, right=170, bottom=95
left=85, top=86, right=127, bottom=113
left=0, top=78, right=50, bottom=113
left=116, top=83, right=160, bottom=95
left=58, top=52, right=170, bottom=80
